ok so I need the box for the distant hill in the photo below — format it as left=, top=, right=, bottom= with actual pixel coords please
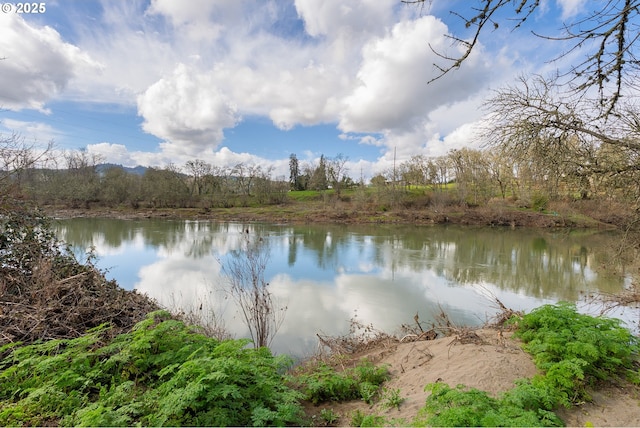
left=96, top=163, right=148, bottom=176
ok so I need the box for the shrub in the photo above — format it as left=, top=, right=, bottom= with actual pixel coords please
left=291, top=358, right=390, bottom=405
left=0, top=311, right=304, bottom=427
left=513, top=302, right=639, bottom=403
left=414, top=303, right=639, bottom=427
left=350, top=409, right=388, bottom=427
left=414, top=383, right=562, bottom=427
left=532, top=192, right=549, bottom=211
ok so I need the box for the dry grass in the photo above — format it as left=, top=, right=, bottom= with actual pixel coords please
left=586, top=281, right=640, bottom=316
left=311, top=298, right=520, bottom=368
left=0, top=257, right=159, bottom=345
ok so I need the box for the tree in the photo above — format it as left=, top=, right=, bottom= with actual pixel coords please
left=429, top=156, right=451, bottom=191
left=309, top=155, right=328, bottom=191
left=289, top=153, right=303, bottom=191
left=0, top=133, right=53, bottom=198
left=206, top=165, right=234, bottom=208
left=141, top=164, right=189, bottom=208
left=59, top=149, right=102, bottom=208
left=483, top=74, right=640, bottom=203
left=222, top=230, right=286, bottom=348
left=184, top=159, right=212, bottom=198
left=448, top=148, right=492, bottom=205
left=233, top=163, right=262, bottom=203
left=0, top=132, right=54, bottom=206
left=401, top=155, right=429, bottom=189
left=370, top=173, right=387, bottom=189
left=255, top=167, right=288, bottom=205
left=327, top=154, right=349, bottom=197
left=403, top=0, right=640, bottom=116
left=485, top=148, right=514, bottom=199
left=100, top=166, right=141, bottom=207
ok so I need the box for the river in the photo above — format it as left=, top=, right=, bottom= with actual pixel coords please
left=53, top=218, right=638, bottom=356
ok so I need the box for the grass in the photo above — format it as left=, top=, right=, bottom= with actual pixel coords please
left=287, top=189, right=333, bottom=202
left=1, top=303, right=637, bottom=427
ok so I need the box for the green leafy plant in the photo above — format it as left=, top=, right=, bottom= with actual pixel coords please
left=382, top=387, right=405, bottom=410
left=414, top=303, right=639, bottom=427
left=358, top=381, right=379, bottom=404
left=291, top=358, right=390, bottom=405
left=531, top=191, right=549, bottom=211
left=319, top=408, right=339, bottom=425
left=350, top=409, right=388, bottom=427
left=414, top=383, right=562, bottom=427
left=0, top=311, right=304, bottom=427
left=514, top=302, right=639, bottom=403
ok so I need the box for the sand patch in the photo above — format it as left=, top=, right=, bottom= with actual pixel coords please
left=306, top=328, right=640, bottom=427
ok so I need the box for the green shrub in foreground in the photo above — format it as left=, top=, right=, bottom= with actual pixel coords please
left=291, top=358, right=390, bottom=405
left=413, top=383, right=563, bottom=427
left=515, top=302, right=638, bottom=387
left=414, top=303, right=639, bottom=427
left=0, top=311, right=304, bottom=427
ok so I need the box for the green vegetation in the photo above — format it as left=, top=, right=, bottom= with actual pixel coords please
left=1, top=300, right=638, bottom=427
left=319, top=408, right=339, bottom=425
left=414, top=383, right=563, bottom=427
left=1, top=186, right=637, bottom=426
left=413, top=303, right=639, bottom=427
left=382, top=387, right=405, bottom=410
left=514, top=303, right=639, bottom=400
left=0, top=311, right=393, bottom=427
left=0, top=311, right=304, bottom=427
left=350, top=410, right=388, bottom=427
left=289, top=359, right=390, bottom=405
left=4, top=134, right=639, bottom=231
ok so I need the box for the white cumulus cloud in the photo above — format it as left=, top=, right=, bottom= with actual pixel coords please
left=340, top=15, right=491, bottom=134
left=137, top=63, right=240, bottom=154
left=0, top=13, right=100, bottom=111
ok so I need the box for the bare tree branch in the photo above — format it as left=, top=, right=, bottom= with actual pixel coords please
left=405, top=0, right=640, bottom=115
left=221, top=229, right=286, bottom=348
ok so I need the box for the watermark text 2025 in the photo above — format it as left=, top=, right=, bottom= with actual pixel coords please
left=1, top=3, right=46, bottom=13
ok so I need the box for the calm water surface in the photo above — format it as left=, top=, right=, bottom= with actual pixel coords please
left=53, top=218, right=638, bottom=356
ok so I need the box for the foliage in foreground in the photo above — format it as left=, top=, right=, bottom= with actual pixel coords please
left=289, top=358, right=390, bottom=405
left=0, top=201, right=159, bottom=346
left=0, top=311, right=304, bottom=427
left=2, top=302, right=638, bottom=427
left=414, top=382, right=563, bottom=427
left=413, top=303, right=639, bottom=427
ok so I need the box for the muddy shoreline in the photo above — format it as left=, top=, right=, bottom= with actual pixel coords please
left=45, top=202, right=619, bottom=230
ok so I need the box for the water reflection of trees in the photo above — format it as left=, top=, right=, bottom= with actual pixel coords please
left=276, top=224, right=629, bottom=300
left=54, top=218, right=188, bottom=251
left=56, top=220, right=284, bottom=261
left=285, top=225, right=354, bottom=270
left=367, top=227, right=628, bottom=301
left=55, top=219, right=630, bottom=301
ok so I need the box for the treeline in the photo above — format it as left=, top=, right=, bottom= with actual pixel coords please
left=2, top=137, right=639, bottom=213
left=373, top=145, right=639, bottom=211
left=6, top=149, right=360, bottom=209
left=11, top=151, right=292, bottom=209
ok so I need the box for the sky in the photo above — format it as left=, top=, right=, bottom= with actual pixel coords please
left=0, top=0, right=589, bottom=180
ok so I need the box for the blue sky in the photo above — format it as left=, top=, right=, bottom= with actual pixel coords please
left=1, top=0, right=588, bottom=180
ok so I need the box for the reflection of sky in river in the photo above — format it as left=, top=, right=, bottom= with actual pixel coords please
left=54, top=220, right=638, bottom=357
left=262, top=233, right=383, bottom=283
left=68, top=229, right=162, bottom=291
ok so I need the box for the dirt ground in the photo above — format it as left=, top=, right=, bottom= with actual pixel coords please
left=45, top=201, right=615, bottom=229
left=308, top=329, right=640, bottom=427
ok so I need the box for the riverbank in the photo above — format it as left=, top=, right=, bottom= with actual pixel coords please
left=4, top=201, right=640, bottom=426
left=313, top=328, right=640, bottom=427
left=44, top=197, right=630, bottom=229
